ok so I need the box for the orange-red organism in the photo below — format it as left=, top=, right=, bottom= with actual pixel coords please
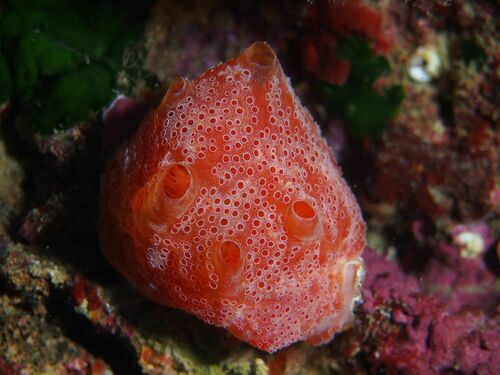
left=99, top=42, right=366, bottom=353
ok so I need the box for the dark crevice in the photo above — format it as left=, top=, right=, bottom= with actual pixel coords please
left=436, top=72, right=456, bottom=129
left=0, top=275, right=9, bottom=296
left=484, top=241, right=500, bottom=277
left=47, top=285, right=144, bottom=375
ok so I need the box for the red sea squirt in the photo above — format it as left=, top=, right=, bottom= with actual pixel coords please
left=99, top=42, right=366, bottom=352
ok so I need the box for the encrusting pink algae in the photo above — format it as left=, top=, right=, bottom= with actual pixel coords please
left=99, top=42, right=366, bottom=352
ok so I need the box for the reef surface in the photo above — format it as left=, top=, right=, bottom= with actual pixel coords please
left=0, top=0, right=498, bottom=374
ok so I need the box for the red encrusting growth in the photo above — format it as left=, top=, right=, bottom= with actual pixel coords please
left=99, top=42, right=366, bottom=352
left=302, top=0, right=393, bottom=85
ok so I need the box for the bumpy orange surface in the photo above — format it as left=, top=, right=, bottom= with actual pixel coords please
left=99, top=42, right=366, bottom=352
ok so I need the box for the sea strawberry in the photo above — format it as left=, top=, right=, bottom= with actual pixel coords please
left=99, top=42, right=366, bottom=352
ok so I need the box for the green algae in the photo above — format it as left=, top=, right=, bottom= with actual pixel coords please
left=0, top=0, right=151, bottom=134
left=322, top=37, right=404, bottom=138
left=459, top=38, right=487, bottom=67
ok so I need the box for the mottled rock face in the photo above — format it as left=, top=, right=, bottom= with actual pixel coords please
left=99, top=42, right=366, bottom=352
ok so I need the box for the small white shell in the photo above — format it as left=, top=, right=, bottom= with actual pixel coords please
left=408, top=46, right=442, bottom=82
left=454, top=231, right=485, bottom=259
